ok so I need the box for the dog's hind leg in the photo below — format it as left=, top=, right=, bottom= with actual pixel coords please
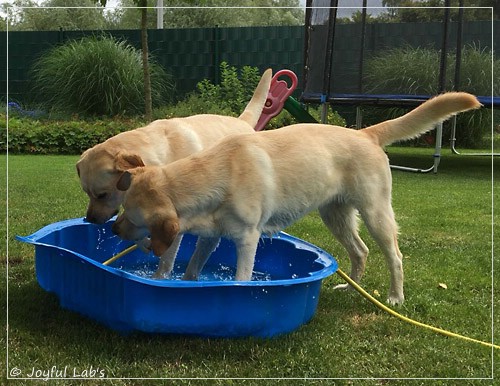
left=183, top=237, right=221, bottom=280
left=358, top=200, right=404, bottom=305
left=153, top=234, right=183, bottom=279
left=319, top=201, right=369, bottom=291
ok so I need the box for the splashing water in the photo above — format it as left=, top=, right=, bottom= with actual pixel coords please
left=121, top=261, right=272, bottom=282
left=95, top=228, right=106, bottom=251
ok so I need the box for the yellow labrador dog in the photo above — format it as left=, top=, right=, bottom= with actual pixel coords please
left=76, top=69, right=271, bottom=277
left=77, top=69, right=271, bottom=223
left=112, top=92, right=480, bottom=304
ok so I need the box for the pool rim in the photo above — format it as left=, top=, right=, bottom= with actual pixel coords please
left=16, top=217, right=338, bottom=289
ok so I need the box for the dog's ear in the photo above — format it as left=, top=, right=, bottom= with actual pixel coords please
left=76, top=151, right=88, bottom=177
left=76, top=148, right=93, bottom=177
left=150, top=218, right=180, bottom=257
left=116, top=171, right=133, bottom=191
left=115, top=152, right=145, bottom=172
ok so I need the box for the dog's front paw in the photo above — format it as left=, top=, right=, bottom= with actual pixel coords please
left=137, top=237, right=152, bottom=254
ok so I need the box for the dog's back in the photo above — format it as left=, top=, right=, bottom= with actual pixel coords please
left=184, top=92, right=481, bottom=231
left=80, top=68, right=273, bottom=167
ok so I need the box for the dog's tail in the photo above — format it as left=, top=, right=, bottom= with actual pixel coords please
left=238, top=68, right=273, bottom=128
left=361, top=92, right=481, bottom=147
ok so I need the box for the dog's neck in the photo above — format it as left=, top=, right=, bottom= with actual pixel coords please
left=159, top=156, right=227, bottom=223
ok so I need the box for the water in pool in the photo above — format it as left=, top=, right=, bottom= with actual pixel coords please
left=119, top=261, right=272, bottom=282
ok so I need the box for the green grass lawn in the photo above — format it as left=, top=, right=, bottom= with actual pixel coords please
left=1, top=147, right=499, bottom=385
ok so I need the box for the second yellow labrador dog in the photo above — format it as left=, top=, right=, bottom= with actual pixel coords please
left=112, top=92, right=480, bottom=304
left=77, top=69, right=271, bottom=277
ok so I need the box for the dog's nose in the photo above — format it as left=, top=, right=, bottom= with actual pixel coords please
left=84, top=210, right=104, bottom=224
left=85, top=209, right=119, bottom=225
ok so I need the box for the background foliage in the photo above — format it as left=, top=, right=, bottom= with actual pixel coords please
left=2, top=0, right=497, bottom=31
left=4, top=62, right=348, bottom=154
left=2, top=5, right=496, bottom=150
left=30, top=35, right=173, bottom=117
left=1, top=0, right=305, bottom=31
left=362, top=44, right=498, bottom=147
left=1, top=113, right=141, bottom=154
left=379, top=0, right=498, bottom=23
left=2, top=0, right=110, bottom=31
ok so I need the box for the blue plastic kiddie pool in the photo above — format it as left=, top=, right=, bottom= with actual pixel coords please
left=17, top=218, right=337, bottom=338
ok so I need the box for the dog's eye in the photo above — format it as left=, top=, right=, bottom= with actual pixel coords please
left=96, top=193, right=108, bottom=200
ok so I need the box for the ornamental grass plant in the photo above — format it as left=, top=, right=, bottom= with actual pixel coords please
left=31, top=35, right=174, bottom=117
left=362, top=44, right=498, bottom=148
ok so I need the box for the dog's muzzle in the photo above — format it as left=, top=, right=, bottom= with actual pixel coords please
left=85, top=209, right=119, bottom=225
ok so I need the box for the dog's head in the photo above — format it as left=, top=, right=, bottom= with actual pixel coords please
left=76, top=146, right=145, bottom=224
left=111, top=160, right=180, bottom=257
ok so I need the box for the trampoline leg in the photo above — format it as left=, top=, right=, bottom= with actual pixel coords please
left=321, top=102, right=329, bottom=124
left=355, top=106, right=362, bottom=129
left=450, top=115, right=460, bottom=154
left=433, top=122, right=443, bottom=173
left=447, top=115, right=499, bottom=157
left=389, top=123, right=442, bottom=174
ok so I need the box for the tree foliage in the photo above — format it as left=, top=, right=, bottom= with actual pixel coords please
left=3, top=0, right=497, bottom=31
left=159, top=0, right=304, bottom=28
left=337, top=0, right=497, bottom=24
left=380, top=0, right=498, bottom=22
left=3, top=0, right=109, bottom=31
left=3, top=0, right=304, bottom=31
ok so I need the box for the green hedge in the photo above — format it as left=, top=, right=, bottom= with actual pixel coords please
left=1, top=114, right=143, bottom=154
left=1, top=108, right=347, bottom=155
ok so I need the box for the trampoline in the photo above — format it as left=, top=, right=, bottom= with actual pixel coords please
left=301, top=0, right=498, bottom=173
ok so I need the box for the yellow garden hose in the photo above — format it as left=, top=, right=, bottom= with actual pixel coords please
left=335, top=268, right=499, bottom=350
left=102, top=244, right=138, bottom=266
left=103, top=245, right=498, bottom=350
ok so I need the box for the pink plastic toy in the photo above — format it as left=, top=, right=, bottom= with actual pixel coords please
left=254, top=69, right=298, bottom=131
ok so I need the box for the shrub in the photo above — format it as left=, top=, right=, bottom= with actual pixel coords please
left=364, top=44, right=497, bottom=96
left=154, top=93, right=236, bottom=120
left=31, top=35, right=174, bottom=117
left=363, top=44, right=498, bottom=148
left=161, top=62, right=347, bottom=129
left=265, top=105, right=346, bottom=130
left=2, top=114, right=143, bottom=154
left=198, top=62, right=263, bottom=114
left=157, top=62, right=262, bottom=119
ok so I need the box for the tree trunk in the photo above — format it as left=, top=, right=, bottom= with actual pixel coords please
left=140, top=1, right=152, bottom=122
